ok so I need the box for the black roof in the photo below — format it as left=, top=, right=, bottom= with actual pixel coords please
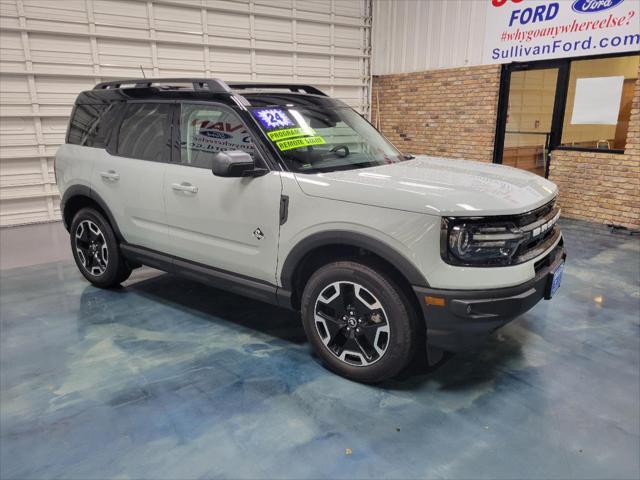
left=76, top=78, right=347, bottom=109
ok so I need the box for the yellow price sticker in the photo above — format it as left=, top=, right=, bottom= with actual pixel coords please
left=267, top=127, right=315, bottom=142
left=276, top=136, right=326, bottom=151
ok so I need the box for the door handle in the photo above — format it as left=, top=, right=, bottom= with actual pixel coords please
left=99, top=170, right=120, bottom=181
left=171, top=182, right=198, bottom=194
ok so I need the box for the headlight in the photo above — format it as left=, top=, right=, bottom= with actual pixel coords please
left=443, top=221, right=525, bottom=266
left=441, top=205, right=561, bottom=267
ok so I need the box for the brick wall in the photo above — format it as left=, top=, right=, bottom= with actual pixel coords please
left=372, top=65, right=501, bottom=163
left=373, top=64, right=640, bottom=229
left=548, top=72, right=640, bottom=230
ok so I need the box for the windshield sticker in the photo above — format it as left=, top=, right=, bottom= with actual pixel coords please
left=276, top=136, right=326, bottom=151
left=253, top=108, right=294, bottom=129
left=267, top=127, right=315, bottom=142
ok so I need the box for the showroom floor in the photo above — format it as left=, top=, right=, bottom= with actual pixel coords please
left=1, top=219, right=638, bottom=479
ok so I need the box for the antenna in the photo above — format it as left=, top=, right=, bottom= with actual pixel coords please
left=139, top=65, right=146, bottom=78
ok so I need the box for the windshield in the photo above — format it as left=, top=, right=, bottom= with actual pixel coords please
left=250, top=106, right=407, bottom=173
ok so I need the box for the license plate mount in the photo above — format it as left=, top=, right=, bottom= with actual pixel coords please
left=546, top=261, right=565, bottom=300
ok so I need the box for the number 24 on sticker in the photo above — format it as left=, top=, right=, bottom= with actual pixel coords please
left=253, top=108, right=294, bottom=129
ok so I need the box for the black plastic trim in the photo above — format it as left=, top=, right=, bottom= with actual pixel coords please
left=60, top=184, right=90, bottom=229
left=279, top=195, right=289, bottom=225
left=120, top=244, right=283, bottom=307
left=60, top=186, right=125, bottom=242
left=415, top=243, right=566, bottom=352
left=280, top=230, right=429, bottom=291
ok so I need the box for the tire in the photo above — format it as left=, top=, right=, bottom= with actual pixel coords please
left=300, top=260, right=419, bottom=383
left=70, top=207, right=131, bottom=288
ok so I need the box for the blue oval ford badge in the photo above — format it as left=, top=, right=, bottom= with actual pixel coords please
left=572, top=0, right=625, bottom=14
left=200, top=129, right=232, bottom=139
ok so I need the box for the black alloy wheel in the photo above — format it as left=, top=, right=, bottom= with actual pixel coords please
left=301, top=260, right=419, bottom=383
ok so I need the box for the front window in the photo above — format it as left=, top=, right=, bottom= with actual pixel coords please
left=179, top=104, right=257, bottom=169
left=250, top=106, right=406, bottom=173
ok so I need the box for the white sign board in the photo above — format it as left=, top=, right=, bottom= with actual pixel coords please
left=483, top=0, right=640, bottom=64
left=570, top=75, right=624, bottom=124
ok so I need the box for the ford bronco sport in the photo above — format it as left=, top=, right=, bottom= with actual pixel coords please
left=56, top=78, right=566, bottom=383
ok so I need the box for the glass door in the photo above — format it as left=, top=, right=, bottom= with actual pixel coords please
left=497, top=66, right=560, bottom=177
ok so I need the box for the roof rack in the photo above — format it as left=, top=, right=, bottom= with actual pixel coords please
left=228, top=82, right=327, bottom=96
left=93, top=78, right=232, bottom=93
left=92, top=78, right=327, bottom=97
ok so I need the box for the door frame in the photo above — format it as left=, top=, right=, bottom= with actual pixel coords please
left=493, top=59, right=569, bottom=178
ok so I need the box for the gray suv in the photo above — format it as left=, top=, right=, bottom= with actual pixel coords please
left=56, top=78, right=566, bottom=382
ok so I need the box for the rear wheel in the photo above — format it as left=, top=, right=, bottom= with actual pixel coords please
left=70, top=207, right=131, bottom=288
left=301, top=260, right=419, bottom=383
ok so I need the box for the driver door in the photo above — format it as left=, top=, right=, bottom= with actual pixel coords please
left=163, top=103, right=282, bottom=284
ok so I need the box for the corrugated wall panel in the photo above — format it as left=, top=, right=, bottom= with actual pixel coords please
left=0, top=0, right=371, bottom=226
left=372, top=0, right=488, bottom=75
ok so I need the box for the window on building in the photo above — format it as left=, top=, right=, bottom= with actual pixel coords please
left=496, top=52, right=639, bottom=178
left=560, top=55, right=639, bottom=151
left=179, top=104, right=256, bottom=169
left=117, top=103, right=172, bottom=162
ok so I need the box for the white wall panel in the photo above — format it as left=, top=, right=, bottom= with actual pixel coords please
left=0, top=0, right=371, bottom=226
left=372, top=0, right=488, bottom=75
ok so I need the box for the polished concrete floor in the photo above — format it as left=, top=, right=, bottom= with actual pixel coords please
left=1, top=220, right=639, bottom=479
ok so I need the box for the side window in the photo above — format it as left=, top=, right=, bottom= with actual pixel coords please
left=180, top=104, right=256, bottom=169
left=67, top=103, right=115, bottom=148
left=117, top=103, right=171, bottom=162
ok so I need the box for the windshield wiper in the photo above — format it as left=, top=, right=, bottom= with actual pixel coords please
left=403, top=154, right=415, bottom=160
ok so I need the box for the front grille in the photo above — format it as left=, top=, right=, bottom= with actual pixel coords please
left=513, top=200, right=557, bottom=228
left=513, top=200, right=561, bottom=263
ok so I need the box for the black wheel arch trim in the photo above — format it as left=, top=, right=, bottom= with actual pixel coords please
left=280, top=230, right=430, bottom=293
left=61, top=185, right=125, bottom=241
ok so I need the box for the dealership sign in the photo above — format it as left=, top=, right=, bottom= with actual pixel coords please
left=483, top=0, right=640, bottom=64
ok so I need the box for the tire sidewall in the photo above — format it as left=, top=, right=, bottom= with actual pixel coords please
left=300, top=261, right=416, bottom=383
left=70, top=208, right=124, bottom=288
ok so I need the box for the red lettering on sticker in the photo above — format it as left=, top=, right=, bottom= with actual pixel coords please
left=225, top=123, right=244, bottom=133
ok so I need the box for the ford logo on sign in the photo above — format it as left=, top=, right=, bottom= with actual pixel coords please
left=572, top=0, right=625, bottom=14
left=200, top=129, right=232, bottom=139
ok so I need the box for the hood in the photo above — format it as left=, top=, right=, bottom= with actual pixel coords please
left=294, top=156, right=558, bottom=217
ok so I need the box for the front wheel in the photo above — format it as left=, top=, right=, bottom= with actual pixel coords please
left=300, top=260, right=419, bottom=383
left=70, top=207, right=131, bottom=288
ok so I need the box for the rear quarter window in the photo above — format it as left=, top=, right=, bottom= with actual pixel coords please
left=67, top=103, right=117, bottom=148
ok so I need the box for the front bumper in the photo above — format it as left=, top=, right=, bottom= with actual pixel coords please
left=413, top=240, right=566, bottom=352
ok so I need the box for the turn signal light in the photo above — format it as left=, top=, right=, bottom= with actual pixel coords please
left=425, top=296, right=445, bottom=307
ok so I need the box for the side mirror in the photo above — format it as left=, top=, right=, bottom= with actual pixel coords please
left=211, top=150, right=262, bottom=177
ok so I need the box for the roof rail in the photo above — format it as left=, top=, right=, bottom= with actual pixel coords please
left=228, top=82, right=327, bottom=96
left=93, top=78, right=232, bottom=93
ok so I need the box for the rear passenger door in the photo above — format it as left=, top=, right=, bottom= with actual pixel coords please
left=163, top=103, right=282, bottom=284
left=90, top=102, right=171, bottom=252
